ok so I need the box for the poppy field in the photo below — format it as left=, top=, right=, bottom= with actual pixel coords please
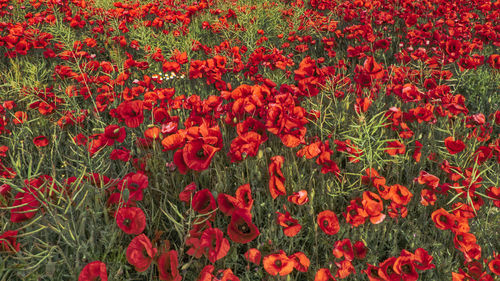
left=0, top=0, right=499, bottom=280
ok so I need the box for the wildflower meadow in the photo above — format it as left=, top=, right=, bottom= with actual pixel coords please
left=0, top=0, right=499, bottom=280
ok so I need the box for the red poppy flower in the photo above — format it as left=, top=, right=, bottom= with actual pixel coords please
left=268, top=155, right=286, bottom=199
left=363, top=264, right=383, bottom=281
left=217, top=193, right=239, bottom=217
left=413, top=140, right=423, bottom=162
left=314, top=268, right=335, bottom=281
left=387, top=184, right=413, bottom=205
left=126, top=234, right=157, bottom=272
left=10, top=190, right=41, bottom=223
left=119, top=172, right=148, bottom=201
left=192, top=189, right=216, bottom=216
left=363, top=56, right=385, bottom=80
left=215, top=268, right=240, bottom=281
left=344, top=197, right=369, bottom=227
left=489, top=254, right=500, bottom=275
left=317, top=210, right=340, bottom=235
left=332, top=238, right=354, bottom=261
left=33, top=135, right=49, bottom=147
left=116, top=100, right=144, bottom=128
left=200, top=227, right=230, bottom=263
left=102, top=124, right=126, bottom=146
left=157, top=250, right=181, bottom=281
left=444, top=136, right=466, bottom=154
left=13, top=111, right=28, bottom=124
left=263, top=250, right=296, bottom=276
left=110, top=147, right=131, bottom=162
left=235, top=183, right=253, bottom=211
left=229, top=131, right=263, bottom=162
left=244, top=248, right=261, bottom=265
left=227, top=208, right=259, bottom=244
left=378, top=257, right=399, bottom=280
left=0, top=230, right=20, bottom=253
left=353, top=241, right=367, bottom=260
left=115, top=207, right=146, bottom=235
left=276, top=211, right=302, bottom=237
left=413, top=248, right=435, bottom=271
left=179, top=182, right=196, bottom=204
left=287, top=190, right=309, bottom=205
left=393, top=250, right=419, bottom=281
left=78, top=261, right=108, bottom=281
left=182, top=139, right=220, bottom=171
left=197, top=265, right=215, bottom=281
left=416, top=171, right=440, bottom=189
left=386, top=140, right=405, bottom=156
left=420, top=189, right=437, bottom=206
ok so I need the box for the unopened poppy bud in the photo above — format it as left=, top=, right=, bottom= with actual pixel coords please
left=257, top=149, right=264, bottom=159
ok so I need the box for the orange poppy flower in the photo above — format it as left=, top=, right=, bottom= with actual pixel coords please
left=361, top=168, right=386, bottom=189
left=276, top=211, right=302, bottom=237
left=287, top=190, right=309, bottom=205
left=314, top=268, right=334, bottom=281
left=268, top=155, right=286, bottom=199
left=362, top=191, right=385, bottom=224
left=244, top=248, right=261, bottom=265
left=263, top=250, right=296, bottom=276
left=289, top=251, right=310, bottom=272
left=317, top=210, right=340, bottom=235
left=431, top=208, right=456, bottom=230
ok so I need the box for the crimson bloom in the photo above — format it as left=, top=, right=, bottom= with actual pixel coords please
left=102, top=124, right=126, bottom=146
left=192, top=189, right=216, bottom=216
left=116, top=100, right=144, bottom=128
left=115, top=207, right=146, bottom=235
left=227, top=208, right=260, bottom=244
left=78, top=261, right=107, bottom=281
left=332, top=239, right=354, bottom=261
left=317, top=210, right=340, bottom=235
left=157, top=250, right=181, bottom=281
left=126, top=234, right=157, bottom=272
left=444, top=136, right=466, bottom=154
left=33, top=135, right=49, bottom=147
left=200, top=227, right=230, bottom=263
left=0, top=230, right=20, bottom=253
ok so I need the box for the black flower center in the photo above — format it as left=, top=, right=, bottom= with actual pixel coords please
left=238, top=223, right=250, bottom=234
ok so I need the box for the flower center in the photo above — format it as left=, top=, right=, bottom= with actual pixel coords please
left=196, top=148, right=205, bottom=158
left=238, top=223, right=250, bottom=234
left=274, top=259, right=282, bottom=267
